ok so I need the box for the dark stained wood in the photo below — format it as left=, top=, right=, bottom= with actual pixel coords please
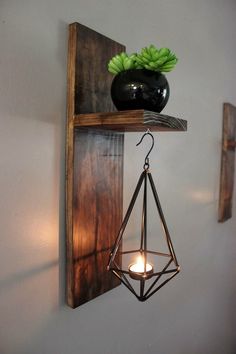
left=74, top=110, right=187, bottom=132
left=66, top=23, right=77, bottom=307
left=73, top=129, right=123, bottom=307
left=73, top=22, right=124, bottom=114
left=66, top=23, right=125, bottom=308
left=218, top=103, right=236, bottom=222
left=66, top=22, right=187, bottom=308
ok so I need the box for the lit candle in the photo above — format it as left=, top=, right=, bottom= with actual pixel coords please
left=129, top=256, right=153, bottom=280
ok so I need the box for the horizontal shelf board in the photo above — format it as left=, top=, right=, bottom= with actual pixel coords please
left=74, top=110, right=187, bottom=132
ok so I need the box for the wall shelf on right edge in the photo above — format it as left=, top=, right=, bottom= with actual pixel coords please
left=218, top=102, right=236, bottom=222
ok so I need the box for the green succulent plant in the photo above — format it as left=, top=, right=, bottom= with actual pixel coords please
left=108, top=44, right=178, bottom=75
left=108, top=52, right=138, bottom=74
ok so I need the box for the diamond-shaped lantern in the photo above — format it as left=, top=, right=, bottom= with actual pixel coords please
left=107, top=131, right=180, bottom=301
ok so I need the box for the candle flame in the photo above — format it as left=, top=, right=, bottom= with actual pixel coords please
left=129, top=256, right=152, bottom=273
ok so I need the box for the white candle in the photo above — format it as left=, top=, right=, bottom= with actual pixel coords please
left=129, top=262, right=153, bottom=273
left=129, top=256, right=153, bottom=278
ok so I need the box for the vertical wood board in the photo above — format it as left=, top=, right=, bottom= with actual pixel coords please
left=66, top=24, right=77, bottom=306
left=73, top=22, right=124, bottom=114
left=66, top=22, right=125, bottom=307
left=73, top=129, right=123, bottom=307
left=218, top=103, right=236, bottom=222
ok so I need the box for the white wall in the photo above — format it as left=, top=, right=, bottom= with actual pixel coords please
left=0, top=0, right=236, bottom=353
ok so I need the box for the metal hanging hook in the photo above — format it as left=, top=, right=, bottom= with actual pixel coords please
left=136, top=129, right=155, bottom=170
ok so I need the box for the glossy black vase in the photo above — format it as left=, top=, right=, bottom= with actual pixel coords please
left=111, top=69, right=170, bottom=113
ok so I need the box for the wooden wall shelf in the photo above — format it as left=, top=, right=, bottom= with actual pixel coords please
left=74, top=110, right=187, bottom=132
left=66, top=22, right=187, bottom=308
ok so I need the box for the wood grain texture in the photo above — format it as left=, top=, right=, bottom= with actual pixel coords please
left=218, top=103, right=236, bottom=222
left=73, top=129, right=123, bottom=307
left=66, top=23, right=125, bottom=308
left=66, top=23, right=77, bottom=307
left=73, top=22, right=125, bottom=114
left=74, top=110, right=187, bottom=132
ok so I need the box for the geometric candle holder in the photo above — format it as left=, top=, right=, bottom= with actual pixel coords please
left=108, top=130, right=180, bottom=301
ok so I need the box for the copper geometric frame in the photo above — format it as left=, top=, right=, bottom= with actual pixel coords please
left=108, top=133, right=180, bottom=301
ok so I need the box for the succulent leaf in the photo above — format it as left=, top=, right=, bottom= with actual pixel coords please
left=108, top=60, right=121, bottom=74
left=158, top=48, right=170, bottom=57
left=156, top=56, right=168, bottom=66
left=123, top=58, right=132, bottom=70
left=112, top=57, right=124, bottom=71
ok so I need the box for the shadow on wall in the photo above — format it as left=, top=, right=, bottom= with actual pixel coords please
left=0, top=260, right=58, bottom=295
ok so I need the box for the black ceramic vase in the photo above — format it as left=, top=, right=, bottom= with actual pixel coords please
left=111, top=69, right=170, bottom=113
